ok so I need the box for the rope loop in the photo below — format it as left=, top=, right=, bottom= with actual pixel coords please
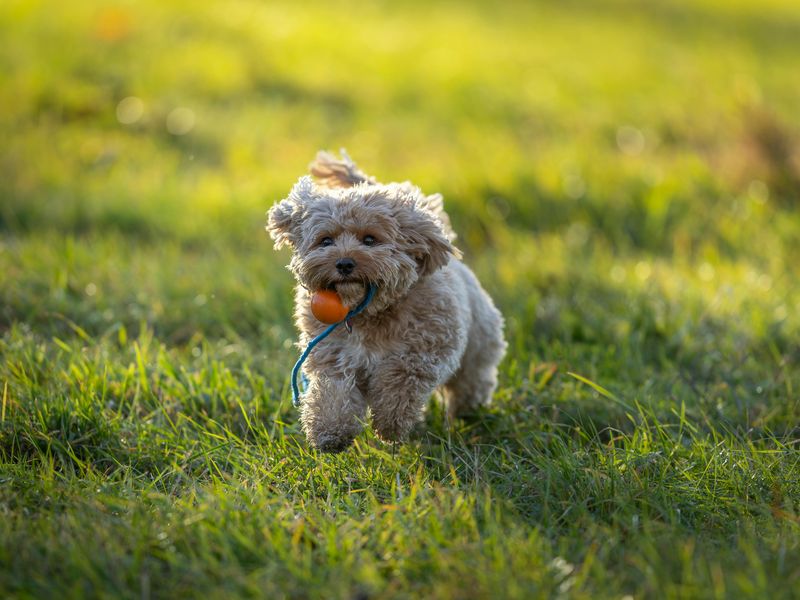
left=290, top=284, right=377, bottom=407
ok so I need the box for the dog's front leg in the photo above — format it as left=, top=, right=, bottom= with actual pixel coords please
left=300, top=375, right=367, bottom=453
left=367, top=353, right=440, bottom=443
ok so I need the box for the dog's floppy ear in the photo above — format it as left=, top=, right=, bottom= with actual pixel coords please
left=266, top=176, right=315, bottom=249
left=396, top=199, right=459, bottom=276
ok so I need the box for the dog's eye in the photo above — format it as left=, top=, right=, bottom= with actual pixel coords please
left=319, top=237, right=334, bottom=247
left=362, top=235, right=376, bottom=247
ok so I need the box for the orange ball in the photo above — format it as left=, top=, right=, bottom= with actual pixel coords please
left=310, top=289, right=349, bottom=324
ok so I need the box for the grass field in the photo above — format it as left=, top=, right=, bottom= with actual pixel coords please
left=2, top=0, right=800, bottom=597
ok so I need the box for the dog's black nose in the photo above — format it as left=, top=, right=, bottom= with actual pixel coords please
left=336, top=257, right=356, bottom=275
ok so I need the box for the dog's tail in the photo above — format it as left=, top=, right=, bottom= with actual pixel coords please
left=309, top=149, right=377, bottom=188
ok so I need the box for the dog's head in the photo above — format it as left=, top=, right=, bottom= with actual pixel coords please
left=267, top=175, right=457, bottom=306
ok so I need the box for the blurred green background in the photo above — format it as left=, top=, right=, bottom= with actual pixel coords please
left=2, top=0, right=799, bottom=343
left=1, top=0, right=799, bottom=597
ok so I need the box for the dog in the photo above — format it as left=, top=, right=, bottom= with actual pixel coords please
left=267, top=151, right=506, bottom=452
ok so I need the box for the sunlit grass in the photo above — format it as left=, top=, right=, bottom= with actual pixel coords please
left=1, top=0, right=799, bottom=597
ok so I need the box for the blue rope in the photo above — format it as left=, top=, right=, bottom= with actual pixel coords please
left=291, top=284, right=377, bottom=407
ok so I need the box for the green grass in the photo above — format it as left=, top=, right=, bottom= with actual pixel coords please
left=2, top=0, right=800, bottom=597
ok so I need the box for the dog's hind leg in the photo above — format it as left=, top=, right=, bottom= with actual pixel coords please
left=443, top=300, right=506, bottom=418
left=443, top=363, right=499, bottom=418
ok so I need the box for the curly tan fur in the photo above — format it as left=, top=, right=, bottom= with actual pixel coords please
left=267, top=151, right=506, bottom=452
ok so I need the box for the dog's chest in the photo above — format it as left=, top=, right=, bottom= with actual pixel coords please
left=337, top=325, right=398, bottom=369
left=327, top=308, right=417, bottom=371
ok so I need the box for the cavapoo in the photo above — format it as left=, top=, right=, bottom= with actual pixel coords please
left=267, top=151, right=506, bottom=452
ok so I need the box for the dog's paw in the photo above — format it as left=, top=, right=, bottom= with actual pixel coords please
left=312, top=433, right=356, bottom=454
left=371, top=415, right=412, bottom=444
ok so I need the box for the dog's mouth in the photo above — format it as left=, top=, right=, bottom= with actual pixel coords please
left=327, top=280, right=371, bottom=307
left=323, top=276, right=368, bottom=291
